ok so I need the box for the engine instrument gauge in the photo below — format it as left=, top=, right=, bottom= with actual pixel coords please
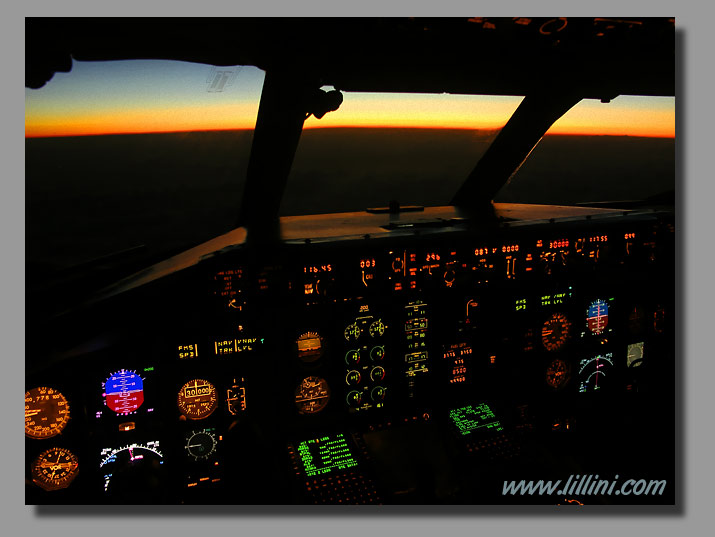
left=103, top=369, right=145, bottom=415
left=370, top=366, right=386, bottom=382
left=587, top=299, right=609, bottom=335
left=370, top=346, right=385, bottom=361
left=31, top=447, right=79, bottom=491
left=541, top=313, right=572, bottom=351
left=345, top=349, right=361, bottom=366
left=371, top=386, right=387, bottom=402
left=345, top=370, right=362, bottom=386
left=178, top=379, right=218, bottom=420
left=545, top=358, right=572, bottom=390
left=369, top=319, right=386, bottom=337
left=25, top=387, right=70, bottom=439
left=578, top=353, right=614, bottom=392
left=346, top=390, right=363, bottom=408
left=294, top=376, right=330, bottom=415
left=184, top=429, right=218, bottom=460
left=296, top=331, right=324, bottom=363
left=344, top=323, right=361, bottom=341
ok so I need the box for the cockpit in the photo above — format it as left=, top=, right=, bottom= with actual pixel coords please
left=25, top=17, right=675, bottom=505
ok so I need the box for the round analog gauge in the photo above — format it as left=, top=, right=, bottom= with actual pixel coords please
left=345, top=349, right=361, bottom=366
left=541, top=313, right=572, bottom=352
left=294, top=376, right=330, bottom=415
left=370, top=366, right=386, bottom=382
left=185, top=429, right=218, bottom=460
left=344, top=323, right=361, bottom=341
left=296, top=331, right=324, bottom=363
left=178, top=379, right=218, bottom=420
left=345, top=370, right=362, bottom=386
left=346, top=390, right=363, bottom=408
left=545, top=358, right=572, bottom=390
left=25, top=387, right=70, bottom=439
left=587, top=299, right=609, bottom=335
left=371, top=386, right=386, bottom=402
left=31, top=447, right=79, bottom=491
left=370, top=346, right=385, bottom=361
left=369, top=319, right=386, bottom=337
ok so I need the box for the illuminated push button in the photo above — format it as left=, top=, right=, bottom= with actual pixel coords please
left=370, top=386, right=386, bottom=402
left=370, top=366, right=386, bottom=382
left=345, top=350, right=361, bottom=366
left=345, top=370, right=362, bottom=386
left=346, top=390, right=363, bottom=407
left=370, top=346, right=385, bottom=361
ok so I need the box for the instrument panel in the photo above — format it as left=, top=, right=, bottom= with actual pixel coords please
left=25, top=211, right=675, bottom=504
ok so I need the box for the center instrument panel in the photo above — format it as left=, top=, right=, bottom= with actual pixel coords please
left=25, top=210, right=675, bottom=504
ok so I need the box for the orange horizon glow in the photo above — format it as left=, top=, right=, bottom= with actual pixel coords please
left=25, top=102, right=261, bottom=138
left=25, top=61, right=675, bottom=139
left=25, top=100, right=675, bottom=139
left=25, top=123, right=674, bottom=139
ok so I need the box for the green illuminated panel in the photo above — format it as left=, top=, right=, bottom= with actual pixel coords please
left=449, top=403, right=504, bottom=436
left=553, top=292, right=567, bottom=304
left=296, top=434, right=359, bottom=477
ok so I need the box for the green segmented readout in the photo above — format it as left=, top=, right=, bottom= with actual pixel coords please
left=296, top=433, right=359, bottom=477
left=449, top=403, right=504, bottom=436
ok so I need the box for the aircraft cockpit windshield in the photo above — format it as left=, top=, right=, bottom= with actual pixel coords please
left=25, top=17, right=675, bottom=506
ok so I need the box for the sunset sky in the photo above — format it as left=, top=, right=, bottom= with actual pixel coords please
left=25, top=60, right=675, bottom=138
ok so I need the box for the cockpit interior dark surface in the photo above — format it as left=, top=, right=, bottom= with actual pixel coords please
left=25, top=17, right=675, bottom=505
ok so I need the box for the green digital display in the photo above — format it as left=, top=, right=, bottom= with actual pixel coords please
left=296, top=434, right=359, bottom=477
left=449, top=403, right=504, bottom=436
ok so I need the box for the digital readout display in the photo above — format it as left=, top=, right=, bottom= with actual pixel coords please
left=449, top=403, right=504, bottom=436
left=296, top=434, right=359, bottom=477
left=213, top=337, right=264, bottom=355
